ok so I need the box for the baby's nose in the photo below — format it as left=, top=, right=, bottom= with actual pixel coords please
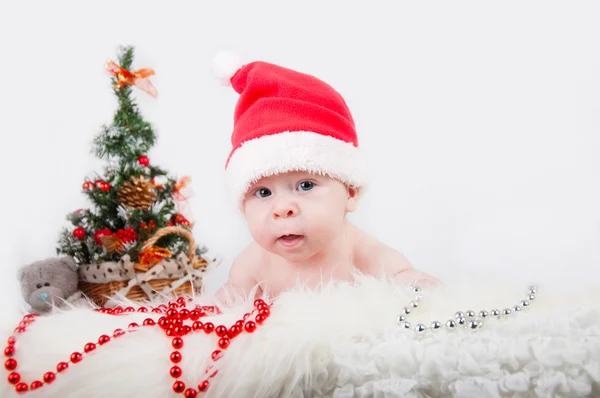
left=273, top=201, right=299, bottom=219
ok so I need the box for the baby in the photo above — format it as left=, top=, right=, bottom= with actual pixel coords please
left=213, top=53, right=439, bottom=302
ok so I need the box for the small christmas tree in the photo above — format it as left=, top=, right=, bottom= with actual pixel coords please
left=57, top=46, right=204, bottom=267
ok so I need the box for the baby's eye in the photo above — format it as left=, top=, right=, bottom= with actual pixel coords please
left=297, top=181, right=314, bottom=191
left=254, top=188, right=272, bottom=198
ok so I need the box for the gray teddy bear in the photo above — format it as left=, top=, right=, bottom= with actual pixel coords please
left=18, top=257, right=86, bottom=313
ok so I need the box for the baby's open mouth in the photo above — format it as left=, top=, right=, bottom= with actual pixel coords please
left=279, top=234, right=303, bottom=240
left=277, top=234, right=305, bottom=248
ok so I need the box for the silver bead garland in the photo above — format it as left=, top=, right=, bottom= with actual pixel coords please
left=397, top=285, right=538, bottom=334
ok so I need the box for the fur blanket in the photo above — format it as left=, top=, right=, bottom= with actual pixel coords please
left=1, top=276, right=599, bottom=398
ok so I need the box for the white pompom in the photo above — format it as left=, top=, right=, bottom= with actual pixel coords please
left=212, top=51, right=243, bottom=86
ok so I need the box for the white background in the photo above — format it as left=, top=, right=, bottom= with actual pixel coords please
left=1, top=1, right=599, bottom=325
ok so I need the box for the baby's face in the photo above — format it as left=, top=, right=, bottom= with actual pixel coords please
left=242, top=171, right=359, bottom=262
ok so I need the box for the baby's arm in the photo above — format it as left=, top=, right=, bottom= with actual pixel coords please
left=214, top=243, right=262, bottom=305
left=381, top=248, right=442, bottom=288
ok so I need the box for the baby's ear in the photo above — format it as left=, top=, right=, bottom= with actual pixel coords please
left=345, top=186, right=361, bottom=213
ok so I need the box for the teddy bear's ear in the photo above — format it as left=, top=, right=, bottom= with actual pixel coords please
left=16, top=266, right=26, bottom=282
left=59, top=256, right=78, bottom=272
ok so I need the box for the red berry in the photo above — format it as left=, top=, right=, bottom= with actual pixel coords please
left=7, top=336, right=16, bottom=346
left=138, top=156, right=150, bottom=167
left=143, top=318, right=156, bottom=326
left=255, top=314, right=266, bottom=324
left=72, top=227, right=86, bottom=240
left=254, top=299, right=265, bottom=307
left=100, top=182, right=111, bottom=192
left=83, top=181, right=92, bottom=190
left=84, top=343, right=96, bottom=353
left=43, top=372, right=56, bottom=383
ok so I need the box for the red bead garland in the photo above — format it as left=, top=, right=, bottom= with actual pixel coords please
left=3, top=298, right=272, bottom=395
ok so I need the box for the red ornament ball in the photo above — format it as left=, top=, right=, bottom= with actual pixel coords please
left=198, top=380, right=210, bottom=392
left=94, top=229, right=113, bottom=245
left=15, top=382, right=28, bottom=393
left=138, top=156, right=150, bottom=167
left=7, top=372, right=20, bottom=384
left=170, top=365, right=182, bottom=378
left=184, top=388, right=198, bottom=398
left=4, top=359, right=17, bottom=370
left=170, top=351, right=182, bottom=363
left=4, top=346, right=15, bottom=357
left=70, top=352, right=82, bottom=363
left=30, top=380, right=43, bottom=390
left=56, top=362, right=69, bottom=372
left=244, top=321, right=257, bottom=333
left=43, top=372, right=56, bottom=383
left=173, top=381, right=186, bottom=394
left=72, top=227, right=86, bottom=240
left=99, top=182, right=111, bottom=192
left=82, top=181, right=92, bottom=190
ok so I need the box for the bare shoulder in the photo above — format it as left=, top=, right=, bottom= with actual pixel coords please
left=353, top=226, right=414, bottom=276
left=229, top=241, right=264, bottom=282
left=216, top=241, right=265, bottom=303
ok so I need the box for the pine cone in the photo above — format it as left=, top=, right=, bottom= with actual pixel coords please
left=99, top=235, right=123, bottom=253
left=117, top=175, right=157, bottom=210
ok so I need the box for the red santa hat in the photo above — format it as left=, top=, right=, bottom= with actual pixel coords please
left=213, top=51, right=368, bottom=205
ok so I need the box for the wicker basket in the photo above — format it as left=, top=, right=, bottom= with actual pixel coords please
left=78, top=226, right=208, bottom=307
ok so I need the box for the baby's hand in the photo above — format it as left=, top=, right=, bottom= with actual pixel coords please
left=394, top=268, right=442, bottom=289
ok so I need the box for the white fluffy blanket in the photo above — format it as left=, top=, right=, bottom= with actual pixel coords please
left=2, top=276, right=600, bottom=398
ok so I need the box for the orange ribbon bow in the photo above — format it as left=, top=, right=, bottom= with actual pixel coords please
left=104, top=59, right=158, bottom=98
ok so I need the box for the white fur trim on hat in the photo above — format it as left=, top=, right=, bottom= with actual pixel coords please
left=212, top=51, right=243, bottom=86
left=226, top=131, right=369, bottom=205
